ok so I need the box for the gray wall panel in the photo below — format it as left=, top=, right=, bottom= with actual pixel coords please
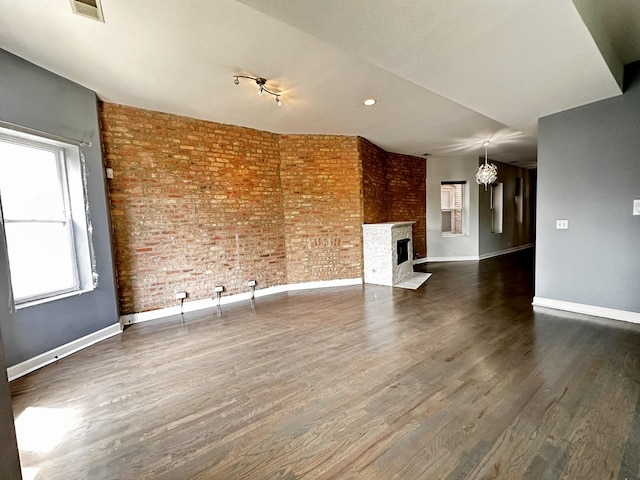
left=0, top=217, right=21, bottom=478
left=535, top=61, right=640, bottom=312
left=0, top=49, right=119, bottom=366
left=478, top=162, right=536, bottom=256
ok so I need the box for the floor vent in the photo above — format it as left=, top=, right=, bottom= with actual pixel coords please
left=70, top=0, right=105, bottom=22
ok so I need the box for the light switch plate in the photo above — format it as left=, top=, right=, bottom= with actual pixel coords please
left=556, top=219, right=569, bottom=229
left=634, top=199, right=640, bottom=216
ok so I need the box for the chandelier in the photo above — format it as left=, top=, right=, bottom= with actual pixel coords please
left=233, top=75, right=282, bottom=106
left=475, top=140, right=498, bottom=190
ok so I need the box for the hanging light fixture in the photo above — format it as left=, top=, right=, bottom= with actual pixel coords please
left=233, top=75, right=282, bottom=106
left=475, top=140, right=498, bottom=191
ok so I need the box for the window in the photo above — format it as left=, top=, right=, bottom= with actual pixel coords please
left=491, top=182, right=503, bottom=234
left=515, top=177, right=524, bottom=224
left=0, top=130, right=94, bottom=306
left=441, top=181, right=464, bottom=235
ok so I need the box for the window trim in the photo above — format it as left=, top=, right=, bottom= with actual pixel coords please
left=0, top=128, right=96, bottom=308
left=491, top=182, right=504, bottom=234
left=440, top=181, right=466, bottom=237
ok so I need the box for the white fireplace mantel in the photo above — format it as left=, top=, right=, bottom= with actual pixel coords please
left=362, top=222, right=415, bottom=286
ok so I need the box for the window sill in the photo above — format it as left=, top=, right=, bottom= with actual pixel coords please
left=15, top=287, right=95, bottom=310
left=441, top=233, right=466, bottom=238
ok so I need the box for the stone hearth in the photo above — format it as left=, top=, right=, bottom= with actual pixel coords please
left=362, top=222, right=415, bottom=286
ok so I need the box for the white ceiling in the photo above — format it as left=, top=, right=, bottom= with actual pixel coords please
left=1, top=0, right=639, bottom=168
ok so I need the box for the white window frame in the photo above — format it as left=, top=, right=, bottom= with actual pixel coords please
left=0, top=128, right=95, bottom=307
left=515, top=177, right=524, bottom=224
left=491, top=182, right=504, bottom=234
left=441, top=181, right=465, bottom=237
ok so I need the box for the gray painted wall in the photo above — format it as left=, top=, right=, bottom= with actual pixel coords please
left=0, top=222, right=21, bottom=478
left=535, top=61, right=640, bottom=313
left=0, top=49, right=119, bottom=366
left=427, top=155, right=536, bottom=260
left=426, top=156, right=480, bottom=260
left=478, top=161, right=536, bottom=256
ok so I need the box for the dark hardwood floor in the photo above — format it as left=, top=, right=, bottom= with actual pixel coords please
left=10, top=250, right=640, bottom=479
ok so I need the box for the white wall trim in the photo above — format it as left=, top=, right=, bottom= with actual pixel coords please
left=7, top=323, right=122, bottom=381
left=426, top=243, right=535, bottom=263
left=532, top=297, right=640, bottom=325
left=283, top=278, right=362, bottom=291
left=426, top=255, right=480, bottom=262
left=121, top=278, right=363, bottom=326
left=413, top=258, right=429, bottom=265
left=479, top=243, right=535, bottom=260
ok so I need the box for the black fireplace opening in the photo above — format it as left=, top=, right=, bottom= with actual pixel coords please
left=397, top=238, right=410, bottom=265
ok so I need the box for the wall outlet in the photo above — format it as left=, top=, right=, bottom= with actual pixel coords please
left=175, top=291, right=187, bottom=300
left=247, top=280, right=256, bottom=287
left=215, top=285, right=224, bottom=293
left=634, top=199, right=640, bottom=216
left=556, top=219, right=569, bottom=229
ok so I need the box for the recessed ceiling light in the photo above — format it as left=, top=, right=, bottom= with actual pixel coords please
left=363, top=98, right=377, bottom=106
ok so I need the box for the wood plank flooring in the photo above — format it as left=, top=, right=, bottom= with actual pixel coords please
left=10, top=250, right=640, bottom=479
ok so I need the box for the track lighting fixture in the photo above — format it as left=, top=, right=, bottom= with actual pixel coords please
left=233, top=75, right=283, bottom=106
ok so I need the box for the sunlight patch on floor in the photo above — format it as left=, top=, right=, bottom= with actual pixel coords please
left=21, top=467, right=40, bottom=480
left=15, top=406, right=80, bottom=453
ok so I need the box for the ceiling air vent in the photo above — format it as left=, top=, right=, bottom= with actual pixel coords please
left=70, top=0, right=105, bottom=22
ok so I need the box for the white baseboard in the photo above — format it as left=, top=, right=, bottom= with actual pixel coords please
left=426, top=255, right=479, bottom=262
left=413, top=258, right=428, bottom=265
left=532, top=297, right=640, bottom=325
left=479, top=243, right=534, bottom=260
left=427, top=243, right=535, bottom=263
left=121, top=278, right=363, bottom=326
left=284, top=278, right=363, bottom=292
left=7, top=323, right=122, bottom=381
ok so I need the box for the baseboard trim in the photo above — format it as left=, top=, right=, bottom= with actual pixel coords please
left=479, top=243, right=534, bottom=260
left=121, top=278, right=364, bottom=326
left=7, top=323, right=122, bottom=381
left=532, top=297, right=640, bottom=325
left=426, top=255, right=479, bottom=262
left=413, top=258, right=428, bottom=265
left=427, top=244, right=535, bottom=263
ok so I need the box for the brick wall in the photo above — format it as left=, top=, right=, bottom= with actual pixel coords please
left=454, top=185, right=463, bottom=235
left=359, top=137, right=389, bottom=223
left=100, top=103, right=286, bottom=314
left=100, top=103, right=427, bottom=315
left=279, top=135, right=364, bottom=283
left=387, top=153, right=427, bottom=258
left=359, top=139, right=427, bottom=259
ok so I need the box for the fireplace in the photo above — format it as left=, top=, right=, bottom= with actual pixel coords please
left=397, top=238, right=410, bottom=265
left=362, top=221, right=415, bottom=286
